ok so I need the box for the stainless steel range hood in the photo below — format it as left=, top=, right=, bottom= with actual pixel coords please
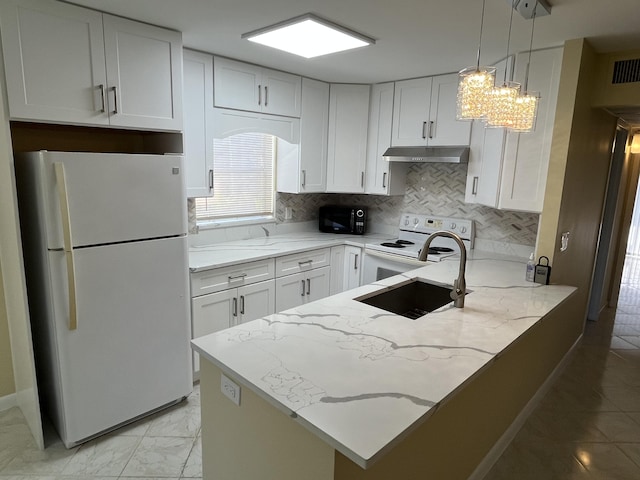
left=383, top=146, right=469, bottom=163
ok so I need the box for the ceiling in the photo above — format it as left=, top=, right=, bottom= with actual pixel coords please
left=67, top=0, right=640, bottom=84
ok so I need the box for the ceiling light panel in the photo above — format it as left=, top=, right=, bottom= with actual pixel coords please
left=243, top=14, right=374, bottom=59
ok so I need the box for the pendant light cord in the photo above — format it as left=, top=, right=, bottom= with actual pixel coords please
left=524, top=1, right=537, bottom=91
left=503, top=0, right=516, bottom=84
left=476, top=0, right=487, bottom=70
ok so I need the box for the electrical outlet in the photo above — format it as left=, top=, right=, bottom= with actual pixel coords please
left=285, top=207, right=293, bottom=220
left=221, top=373, right=241, bottom=406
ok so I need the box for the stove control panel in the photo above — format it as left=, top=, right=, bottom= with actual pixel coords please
left=400, top=213, right=474, bottom=243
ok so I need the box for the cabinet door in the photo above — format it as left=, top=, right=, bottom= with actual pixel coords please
left=183, top=50, right=214, bottom=197
left=391, top=77, right=432, bottom=147
left=275, top=271, right=306, bottom=312
left=191, top=289, right=234, bottom=374
left=329, top=246, right=345, bottom=295
left=261, top=68, right=302, bottom=117
left=429, top=73, right=471, bottom=146
left=344, top=246, right=362, bottom=291
left=238, top=280, right=275, bottom=325
left=298, top=78, right=329, bottom=192
left=213, top=57, right=262, bottom=112
left=366, top=82, right=408, bottom=195
left=0, top=0, right=108, bottom=125
left=465, top=56, right=513, bottom=207
left=499, top=47, right=563, bottom=213
left=305, top=266, right=331, bottom=303
left=326, top=84, right=370, bottom=193
left=103, top=14, right=183, bottom=131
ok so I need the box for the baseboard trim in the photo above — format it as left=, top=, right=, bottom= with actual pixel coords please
left=468, top=335, right=582, bottom=480
left=0, top=392, right=17, bottom=412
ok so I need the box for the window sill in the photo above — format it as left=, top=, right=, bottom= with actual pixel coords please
left=196, top=215, right=276, bottom=231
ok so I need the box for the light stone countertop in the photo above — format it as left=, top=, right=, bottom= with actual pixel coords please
left=191, top=250, right=577, bottom=469
left=188, top=231, right=392, bottom=271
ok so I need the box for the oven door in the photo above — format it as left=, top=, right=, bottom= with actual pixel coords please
left=362, top=248, right=429, bottom=284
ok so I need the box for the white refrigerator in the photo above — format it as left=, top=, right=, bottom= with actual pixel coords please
left=15, top=151, right=193, bottom=448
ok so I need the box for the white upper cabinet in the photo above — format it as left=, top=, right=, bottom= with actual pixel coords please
left=213, top=57, right=301, bottom=118
left=391, top=73, right=470, bottom=147
left=499, top=47, right=563, bottom=212
left=277, top=78, right=328, bottom=193
left=183, top=49, right=214, bottom=198
left=102, top=15, right=183, bottom=130
left=326, top=83, right=370, bottom=193
left=0, top=0, right=182, bottom=131
left=465, top=56, right=514, bottom=207
left=365, top=82, right=408, bottom=196
left=465, top=48, right=562, bottom=213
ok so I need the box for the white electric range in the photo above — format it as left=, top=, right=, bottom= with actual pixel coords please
left=362, top=213, right=475, bottom=284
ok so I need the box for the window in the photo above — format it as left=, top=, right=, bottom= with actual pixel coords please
left=195, top=132, right=275, bottom=222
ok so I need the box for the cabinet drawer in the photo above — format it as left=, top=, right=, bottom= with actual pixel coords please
left=275, top=248, right=331, bottom=277
left=191, top=258, right=275, bottom=297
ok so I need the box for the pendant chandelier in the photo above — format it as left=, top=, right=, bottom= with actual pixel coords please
left=456, top=0, right=495, bottom=121
left=456, top=0, right=542, bottom=133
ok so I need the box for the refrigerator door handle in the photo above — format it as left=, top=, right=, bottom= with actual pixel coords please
left=53, top=162, right=78, bottom=331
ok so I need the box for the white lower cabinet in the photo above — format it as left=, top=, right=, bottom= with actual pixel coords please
left=275, top=266, right=331, bottom=312
left=330, top=245, right=363, bottom=294
left=190, top=259, right=276, bottom=376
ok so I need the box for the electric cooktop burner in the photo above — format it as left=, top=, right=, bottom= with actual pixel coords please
left=429, top=247, right=454, bottom=253
left=395, top=240, right=414, bottom=245
left=380, top=242, right=406, bottom=248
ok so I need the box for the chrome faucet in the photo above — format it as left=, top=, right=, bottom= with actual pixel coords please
left=418, top=231, right=467, bottom=308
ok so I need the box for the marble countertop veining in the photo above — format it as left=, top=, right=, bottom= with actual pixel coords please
left=191, top=250, right=577, bottom=469
left=188, top=231, right=391, bottom=271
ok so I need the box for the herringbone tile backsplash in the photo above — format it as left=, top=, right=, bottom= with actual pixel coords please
left=276, top=163, right=538, bottom=247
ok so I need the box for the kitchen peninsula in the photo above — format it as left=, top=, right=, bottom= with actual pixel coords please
left=192, top=252, right=577, bottom=480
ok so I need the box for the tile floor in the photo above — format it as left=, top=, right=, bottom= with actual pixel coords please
left=2, top=257, right=640, bottom=480
left=0, top=385, right=202, bottom=480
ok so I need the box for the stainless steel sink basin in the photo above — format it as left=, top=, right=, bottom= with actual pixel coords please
left=356, top=279, right=467, bottom=319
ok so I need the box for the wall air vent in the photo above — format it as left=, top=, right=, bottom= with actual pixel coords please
left=612, top=58, right=640, bottom=84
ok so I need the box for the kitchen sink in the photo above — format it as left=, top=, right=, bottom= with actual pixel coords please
left=356, top=279, right=467, bottom=319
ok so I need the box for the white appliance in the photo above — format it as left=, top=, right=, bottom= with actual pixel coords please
left=363, top=213, right=474, bottom=284
left=15, top=151, right=192, bottom=448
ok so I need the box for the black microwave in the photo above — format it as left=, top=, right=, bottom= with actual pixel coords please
left=319, top=206, right=366, bottom=235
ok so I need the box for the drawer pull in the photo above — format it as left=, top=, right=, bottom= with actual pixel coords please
left=298, top=259, right=313, bottom=267
left=228, top=273, right=247, bottom=282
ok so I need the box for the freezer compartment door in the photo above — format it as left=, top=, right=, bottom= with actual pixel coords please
left=26, top=151, right=186, bottom=249
left=49, top=236, right=192, bottom=446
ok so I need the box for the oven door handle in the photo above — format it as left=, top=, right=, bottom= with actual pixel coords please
left=364, top=248, right=430, bottom=266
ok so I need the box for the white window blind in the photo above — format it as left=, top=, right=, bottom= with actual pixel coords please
left=195, top=132, right=275, bottom=221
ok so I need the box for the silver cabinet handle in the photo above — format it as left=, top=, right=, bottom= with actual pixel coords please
left=264, top=86, right=268, bottom=106
left=240, top=295, right=245, bottom=315
left=472, top=176, right=479, bottom=195
left=54, top=162, right=78, bottom=331
left=428, top=121, right=434, bottom=139
left=382, top=172, right=387, bottom=188
left=301, top=170, right=306, bottom=188
left=208, top=169, right=214, bottom=190
left=232, top=297, right=238, bottom=317
left=354, top=254, right=359, bottom=270
left=98, top=84, right=105, bottom=113
left=422, top=121, right=427, bottom=139
left=361, top=171, right=365, bottom=188
left=258, top=84, right=262, bottom=106
left=306, top=278, right=311, bottom=295
left=298, top=259, right=313, bottom=267
left=228, top=273, right=247, bottom=282
left=111, top=86, right=118, bottom=114
left=301, top=280, right=306, bottom=296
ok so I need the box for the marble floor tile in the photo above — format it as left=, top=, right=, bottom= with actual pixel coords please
left=60, top=433, right=141, bottom=476
left=181, top=435, right=202, bottom=478
left=0, top=441, right=77, bottom=475
left=597, top=385, right=640, bottom=412
left=618, top=443, right=640, bottom=468
left=145, top=405, right=200, bottom=438
left=589, top=412, right=640, bottom=442
left=120, top=436, right=194, bottom=478
left=574, top=443, right=640, bottom=480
